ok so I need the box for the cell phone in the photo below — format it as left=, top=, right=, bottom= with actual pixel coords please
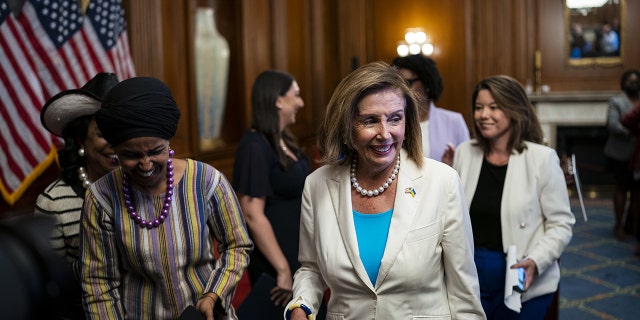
left=513, top=267, right=526, bottom=293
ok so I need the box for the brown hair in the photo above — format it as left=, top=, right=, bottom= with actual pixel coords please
left=318, top=61, right=423, bottom=167
left=471, top=75, right=543, bottom=154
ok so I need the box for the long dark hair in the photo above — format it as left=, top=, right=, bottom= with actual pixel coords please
left=58, top=115, right=92, bottom=197
left=250, top=70, right=301, bottom=168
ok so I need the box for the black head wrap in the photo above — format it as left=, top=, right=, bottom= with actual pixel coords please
left=95, top=77, right=181, bottom=146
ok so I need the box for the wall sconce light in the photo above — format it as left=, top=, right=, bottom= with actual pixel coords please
left=396, top=28, right=434, bottom=57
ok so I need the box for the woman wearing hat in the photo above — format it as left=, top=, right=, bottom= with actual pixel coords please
left=80, top=77, right=253, bottom=319
left=35, top=72, right=121, bottom=319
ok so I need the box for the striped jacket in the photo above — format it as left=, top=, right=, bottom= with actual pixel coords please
left=80, top=159, right=253, bottom=319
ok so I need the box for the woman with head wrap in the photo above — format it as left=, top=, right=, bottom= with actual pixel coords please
left=36, top=72, right=120, bottom=319
left=80, top=77, right=253, bottom=320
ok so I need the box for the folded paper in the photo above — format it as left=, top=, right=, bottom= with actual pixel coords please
left=504, top=245, right=522, bottom=313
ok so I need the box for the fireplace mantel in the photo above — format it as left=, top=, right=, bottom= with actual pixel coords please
left=529, top=91, right=617, bottom=148
left=529, top=91, right=617, bottom=103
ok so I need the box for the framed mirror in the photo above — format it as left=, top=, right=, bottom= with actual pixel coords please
left=565, top=0, right=624, bottom=67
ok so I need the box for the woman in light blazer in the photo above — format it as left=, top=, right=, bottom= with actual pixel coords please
left=285, top=62, right=485, bottom=320
left=451, top=75, right=575, bottom=319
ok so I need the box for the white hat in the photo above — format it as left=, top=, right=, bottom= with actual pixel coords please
left=40, top=73, right=119, bottom=137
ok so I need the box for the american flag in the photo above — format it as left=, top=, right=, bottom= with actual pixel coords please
left=84, top=0, right=135, bottom=81
left=18, top=0, right=136, bottom=97
left=0, top=0, right=135, bottom=205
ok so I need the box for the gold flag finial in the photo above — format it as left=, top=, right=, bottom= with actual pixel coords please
left=79, top=0, right=90, bottom=14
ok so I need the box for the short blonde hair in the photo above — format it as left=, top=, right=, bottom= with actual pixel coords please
left=318, top=61, right=423, bottom=167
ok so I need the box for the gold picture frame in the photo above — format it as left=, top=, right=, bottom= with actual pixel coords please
left=565, top=0, right=624, bottom=67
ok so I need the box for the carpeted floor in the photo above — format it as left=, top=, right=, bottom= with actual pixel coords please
left=559, top=196, right=640, bottom=320
left=231, top=193, right=640, bottom=319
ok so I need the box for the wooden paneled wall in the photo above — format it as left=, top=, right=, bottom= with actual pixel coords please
left=368, top=0, right=474, bottom=127
left=3, top=0, right=640, bottom=216
left=539, top=0, right=639, bottom=91
left=119, top=0, right=640, bottom=174
left=123, top=0, right=343, bottom=178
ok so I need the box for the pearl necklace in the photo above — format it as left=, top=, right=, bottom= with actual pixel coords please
left=78, top=156, right=119, bottom=189
left=123, top=149, right=175, bottom=229
left=78, top=166, right=92, bottom=188
left=351, top=155, right=400, bottom=197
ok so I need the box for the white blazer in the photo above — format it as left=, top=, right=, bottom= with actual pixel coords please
left=452, top=140, right=575, bottom=302
left=287, top=149, right=485, bottom=320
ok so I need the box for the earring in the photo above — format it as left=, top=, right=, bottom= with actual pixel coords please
left=78, top=147, right=85, bottom=157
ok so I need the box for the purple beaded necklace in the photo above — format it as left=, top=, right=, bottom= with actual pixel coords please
left=123, top=149, right=175, bottom=229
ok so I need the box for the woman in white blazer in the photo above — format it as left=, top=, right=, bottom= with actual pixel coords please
left=285, top=62, right=485, bottom=320
left=451, top=75, right=575, bottom=319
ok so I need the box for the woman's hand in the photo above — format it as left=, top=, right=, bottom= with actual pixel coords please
left=196, top=293, right=218, bottom=320
left=239, top=195, right=294, bottom=306
left=271, top=269, right=293, bottom=307
left=290, top=307, right=308, bottom=320
left=511, top=258, right=538, bottom=291
left=441, top=143, right=455, bottom=166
